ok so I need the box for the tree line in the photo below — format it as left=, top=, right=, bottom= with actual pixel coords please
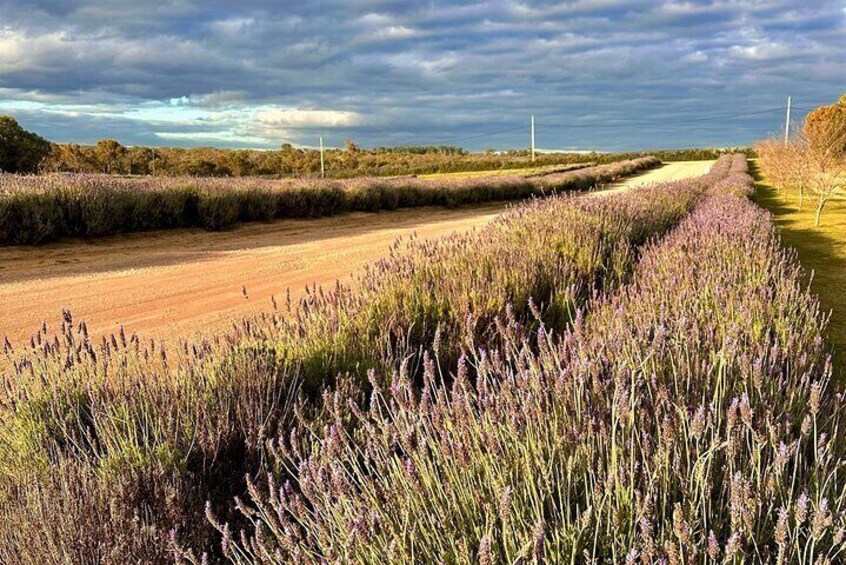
left=756, top=93, right=846, bottom=226
left=1, top=115, right=750, bottom=178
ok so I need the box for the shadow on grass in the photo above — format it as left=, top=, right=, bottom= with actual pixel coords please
left=750, top=163, right=846, bottom=381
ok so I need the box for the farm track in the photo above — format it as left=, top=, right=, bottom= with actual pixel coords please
left=0, top=161, right=713, bottom=344
left=596, top=159, right=715, bottom=196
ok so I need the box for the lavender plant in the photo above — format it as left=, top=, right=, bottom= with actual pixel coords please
left=0, top=157, right=659, bottom=245
left=0, top=157, right=745, bottom=563
left=207, top=156, right=844, bottom=564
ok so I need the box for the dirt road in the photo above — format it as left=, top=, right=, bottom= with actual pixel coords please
left=0, top=161, right=713, bottom=344
left=596, top=160, right=716, bottom=197
left=0, top=204, right=507, bottom=344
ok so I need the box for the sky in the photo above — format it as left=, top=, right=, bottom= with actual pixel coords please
left=0, top=0, right=844, bottom=152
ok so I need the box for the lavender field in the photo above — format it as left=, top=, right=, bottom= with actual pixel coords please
left=0, top=157, right=658, bottom=245
left=1, top=153, right=839, bottom=563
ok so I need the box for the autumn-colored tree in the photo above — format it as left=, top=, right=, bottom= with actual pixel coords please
left=126, top=146, right=157, bottom=175
left=94, top=139, right=128, bottom=174
left=805, top=112, right=846, bottom=226
left=804, top=96, right=846, bottom=160
left=228, top=150, right=253, bottom=176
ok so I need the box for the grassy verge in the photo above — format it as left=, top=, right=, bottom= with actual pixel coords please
left=751, top=163, right=846, bottom=376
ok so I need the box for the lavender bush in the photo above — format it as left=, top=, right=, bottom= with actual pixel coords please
left=0, top=157, right=659, bottom=244
left=202, top=156, right=844, bottom=564
left=0, top=157, right=747, bottom=562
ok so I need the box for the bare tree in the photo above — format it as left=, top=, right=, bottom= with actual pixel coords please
left=757, top=96, right=846, bottom=226
left=755, top=138, right=787, bottom=190
left=756, top=134, right=813, bottom=209
left=784, top=132, right=815, bottom=211
left=804, top=114, right=846, bottom=226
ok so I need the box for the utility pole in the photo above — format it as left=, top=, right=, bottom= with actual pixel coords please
left=530, top=114, right=536, bottom=162
left=784, top=96, right=792, bottom=146
left=319, top=136, right=325, bottom=178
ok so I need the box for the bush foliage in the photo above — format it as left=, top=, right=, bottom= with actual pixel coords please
left=0, top=117, right=51, bottom=174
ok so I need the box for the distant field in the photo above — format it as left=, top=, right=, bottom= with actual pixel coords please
left=753, top=167, right=846, bottom=376
left=419, top=162, right=589, bottom=179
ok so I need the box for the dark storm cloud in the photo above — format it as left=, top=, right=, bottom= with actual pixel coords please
left=0, top=0, right=843, bottom=150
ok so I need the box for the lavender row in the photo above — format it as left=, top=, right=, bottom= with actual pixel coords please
left=0, top=157, right=727, bottom=562
left=0, top=157, right=659, bottom=245
left=211, top=155, right=842, bottom=563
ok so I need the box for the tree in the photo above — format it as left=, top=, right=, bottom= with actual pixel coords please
left=126, top=146, right=157, bottom=175
left=804, top=114, right=846, bottom=226
left=804, top=97, right=846, bottom=161
left=228, top=150, right=253, bottom=176
left=756, top=136, right=814, bottom=210
left=0, top=115, right=52, bottom=173
left=759, top=94, right=846, bottom=227
left=94, top=139, right=128, bottom=174
left=802, top=95, right=846, bottom=226
left=785, top=136, right=815, bottom=211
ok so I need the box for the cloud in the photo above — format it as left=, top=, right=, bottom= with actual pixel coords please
left=254, top=108, right=364, bottom=128
left=0, top=0, right=844, bottom=150
left=154, top=130, right=269, bottom=145
left=0, top=28, right=66, bottom=73
left=368, top=25, right=422, bottom=41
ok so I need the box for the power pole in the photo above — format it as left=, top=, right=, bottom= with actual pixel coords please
left=530, top=114, right=536, bottom=162
left=784, top=96, right=792, bottom=146
left=319, top=136, right=325, bottom=178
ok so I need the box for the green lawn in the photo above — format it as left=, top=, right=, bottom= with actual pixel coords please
left=751, top=163, right=846, bottom=379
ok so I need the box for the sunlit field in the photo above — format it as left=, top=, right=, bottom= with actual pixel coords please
left=4, top=154, right=845, bottom=564
left=754, top=169, right=846, bottom=376
left=1, top=1, right=844, bottom=562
